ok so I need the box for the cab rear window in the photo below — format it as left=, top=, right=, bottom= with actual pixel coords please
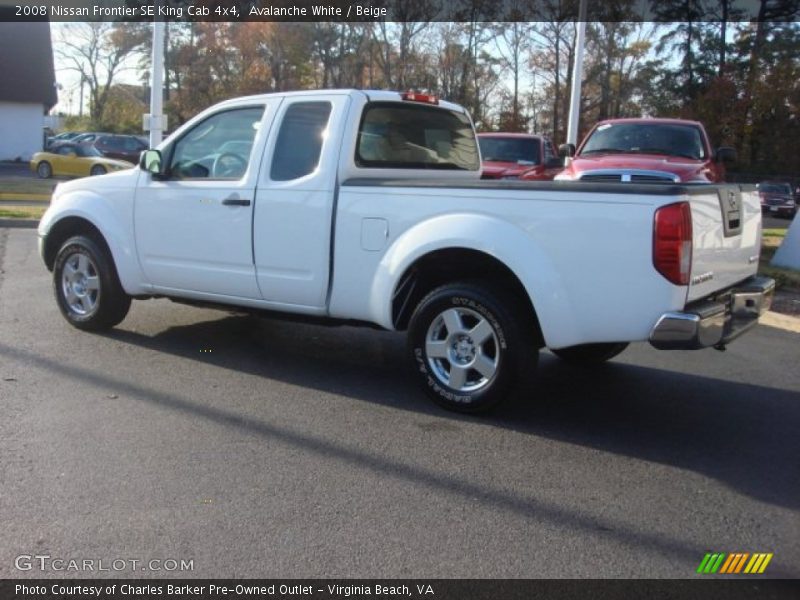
left=356, top=102, right=479, bottom=171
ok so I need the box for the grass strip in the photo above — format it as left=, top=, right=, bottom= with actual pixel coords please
left=0, top=206, right=46, bottom=219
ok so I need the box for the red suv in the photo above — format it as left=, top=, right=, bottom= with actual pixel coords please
left=477, top=133, right=563, bottom=180
left=758, top=181, right=797, bottom=218
left=94, top=135, right=149, bottom=164
left=556, top=118, right=735, bottom=183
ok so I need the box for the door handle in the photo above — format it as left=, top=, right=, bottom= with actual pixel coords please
left=222, top=196, right=251, bottom=207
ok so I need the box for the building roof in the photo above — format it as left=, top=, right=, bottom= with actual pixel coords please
left=0, top=20, right=58, bottom=109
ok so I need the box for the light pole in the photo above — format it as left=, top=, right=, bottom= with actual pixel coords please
left=565, top=0, right=588, bottom=147
left=147, top=8, right=166, bottom=148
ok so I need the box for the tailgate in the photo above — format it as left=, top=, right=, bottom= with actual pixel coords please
left=686, top=184, right=762, bottom=303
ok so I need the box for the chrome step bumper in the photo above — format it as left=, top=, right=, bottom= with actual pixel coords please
left=649, top=276, right=775, bottom=350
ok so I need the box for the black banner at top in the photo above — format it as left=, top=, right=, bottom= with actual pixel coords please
left=2, top=0, right=799, bottom=23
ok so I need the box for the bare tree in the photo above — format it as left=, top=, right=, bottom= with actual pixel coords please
left=311, top=23, right=373, bottom=89
left=56, top=23, right=147, bottom=128
left=373, top=1, right=438, bottom=89
left=491, top=20, right=535, bottom=130
left=531, top=18, right=576, bottom=141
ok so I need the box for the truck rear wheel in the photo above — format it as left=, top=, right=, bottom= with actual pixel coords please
left=551, top=342, right=628, bottom=365
left=53, top=235, right=131, bottom=331
left=407, top=282, right=537, bottom=413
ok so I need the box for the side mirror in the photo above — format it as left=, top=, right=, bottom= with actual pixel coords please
left=546, top=157, right=564, bottom=169
left=140, top=149, right=164, bottom=176
left=558, top=143, right=576, bottom=158
left=716, top=147, right=736, bottom=164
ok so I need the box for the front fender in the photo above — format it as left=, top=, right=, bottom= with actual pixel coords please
left=369, top=213, right=579, bottom=347
left=38, top=186, right=148, bottom=295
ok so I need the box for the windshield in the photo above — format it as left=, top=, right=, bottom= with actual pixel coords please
left=356, top=102, right=479, bottom=171
left=580, top=122, right=707, bottom=160
left=478, top=137, right=540, bottom=164
left=76, top=144, right=102, bottom=158
left=759, top=183, right=792, bottom=194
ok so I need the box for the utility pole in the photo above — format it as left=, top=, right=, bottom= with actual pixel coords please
left=78, top=74, right=85, bottom=118
left=146, top=4, right=166, bottom=148
left=565, top=0, right=588, bottom=147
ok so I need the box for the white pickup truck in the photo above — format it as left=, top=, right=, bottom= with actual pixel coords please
left=39, top=90, right=774, bottom=413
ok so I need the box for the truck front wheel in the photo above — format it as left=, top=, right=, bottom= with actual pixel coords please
left=407, top=282, right=537, bottom=413
left=53, top=235, right=131, bottom=331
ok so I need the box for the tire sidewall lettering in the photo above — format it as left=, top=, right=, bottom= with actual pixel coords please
left=450, top=295, right=507, bottom=349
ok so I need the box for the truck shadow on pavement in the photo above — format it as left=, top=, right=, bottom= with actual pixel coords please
left=3, top=309, right=799, bottom=576
left=93, top=311, right=800, bottom=514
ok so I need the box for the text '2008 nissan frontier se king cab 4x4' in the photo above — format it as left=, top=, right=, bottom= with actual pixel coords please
left=39, top=89, right=774, bottom=413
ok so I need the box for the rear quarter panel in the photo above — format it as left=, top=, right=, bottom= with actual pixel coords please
left=330, top=182, right=688, bottom=348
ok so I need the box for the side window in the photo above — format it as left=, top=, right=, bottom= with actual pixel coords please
left=57, top=146, right=73, bottom=156
left=270, top=102, right=332, bottom=181
left=169, top=106, right=264, bottom=180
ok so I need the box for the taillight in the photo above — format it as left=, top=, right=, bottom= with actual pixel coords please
left=653, top=201, right=692, bottom=285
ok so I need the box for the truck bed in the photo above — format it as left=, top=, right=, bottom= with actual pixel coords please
left=332, top=180, right=761, bottom=348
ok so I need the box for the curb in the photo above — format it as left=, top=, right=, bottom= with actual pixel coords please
left=0, top=200, right=50, bottom=207
left=0, top=192, right=51, bottom=201
left=761, top=311, right=800, bottom=333
left=0, top=218, right=39, bottom=229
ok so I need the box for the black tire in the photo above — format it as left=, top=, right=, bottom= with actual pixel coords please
left=90, top=165, right=107, bottom=176
left=53, top=235, right=131, bottom=331
left=37, top=161, right=52, bottom=179
left=407, top=282, right=538, bottom=414
left=551, top=342, right=629, bottom=366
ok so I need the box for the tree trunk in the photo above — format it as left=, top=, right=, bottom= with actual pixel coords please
left=719, top=0, right=728, bottom=77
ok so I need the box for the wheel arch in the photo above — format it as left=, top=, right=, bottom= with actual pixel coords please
left=391, top=247, right=544, bottom=346
left=40, top=202, right=147, bottom=295
left=370, top=213, right=580, bottom=348
left=42, top=216, right=110, bottom=271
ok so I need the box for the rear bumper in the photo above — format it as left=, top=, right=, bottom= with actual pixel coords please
left=649, top=276, right=775, bottom=350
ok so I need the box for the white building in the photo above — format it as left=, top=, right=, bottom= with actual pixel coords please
left=0, top=21, right=58, bottom=161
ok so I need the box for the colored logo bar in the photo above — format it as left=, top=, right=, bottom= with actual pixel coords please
left=697, top=553, right=773, bottom=574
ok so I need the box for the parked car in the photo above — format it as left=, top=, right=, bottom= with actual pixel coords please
left=48, top=132, right=109, bottom=152
left=477, top=133, right=563, bottom=180
left=556, top=118, right=735, bottom=183
left=30, top=142, right=134, bottom=179
left=758, top=181, right=797, bottom=218
left=38, top=90, right=773, bottom=414
left=46, top=131, right=81, bottom=148
left=71, top=132, right=110, bottom=145
left=95, top=134, right=149, bottom=164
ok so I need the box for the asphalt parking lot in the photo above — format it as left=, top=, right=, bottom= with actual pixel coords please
left=1, top=226, right=798, bottom=579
